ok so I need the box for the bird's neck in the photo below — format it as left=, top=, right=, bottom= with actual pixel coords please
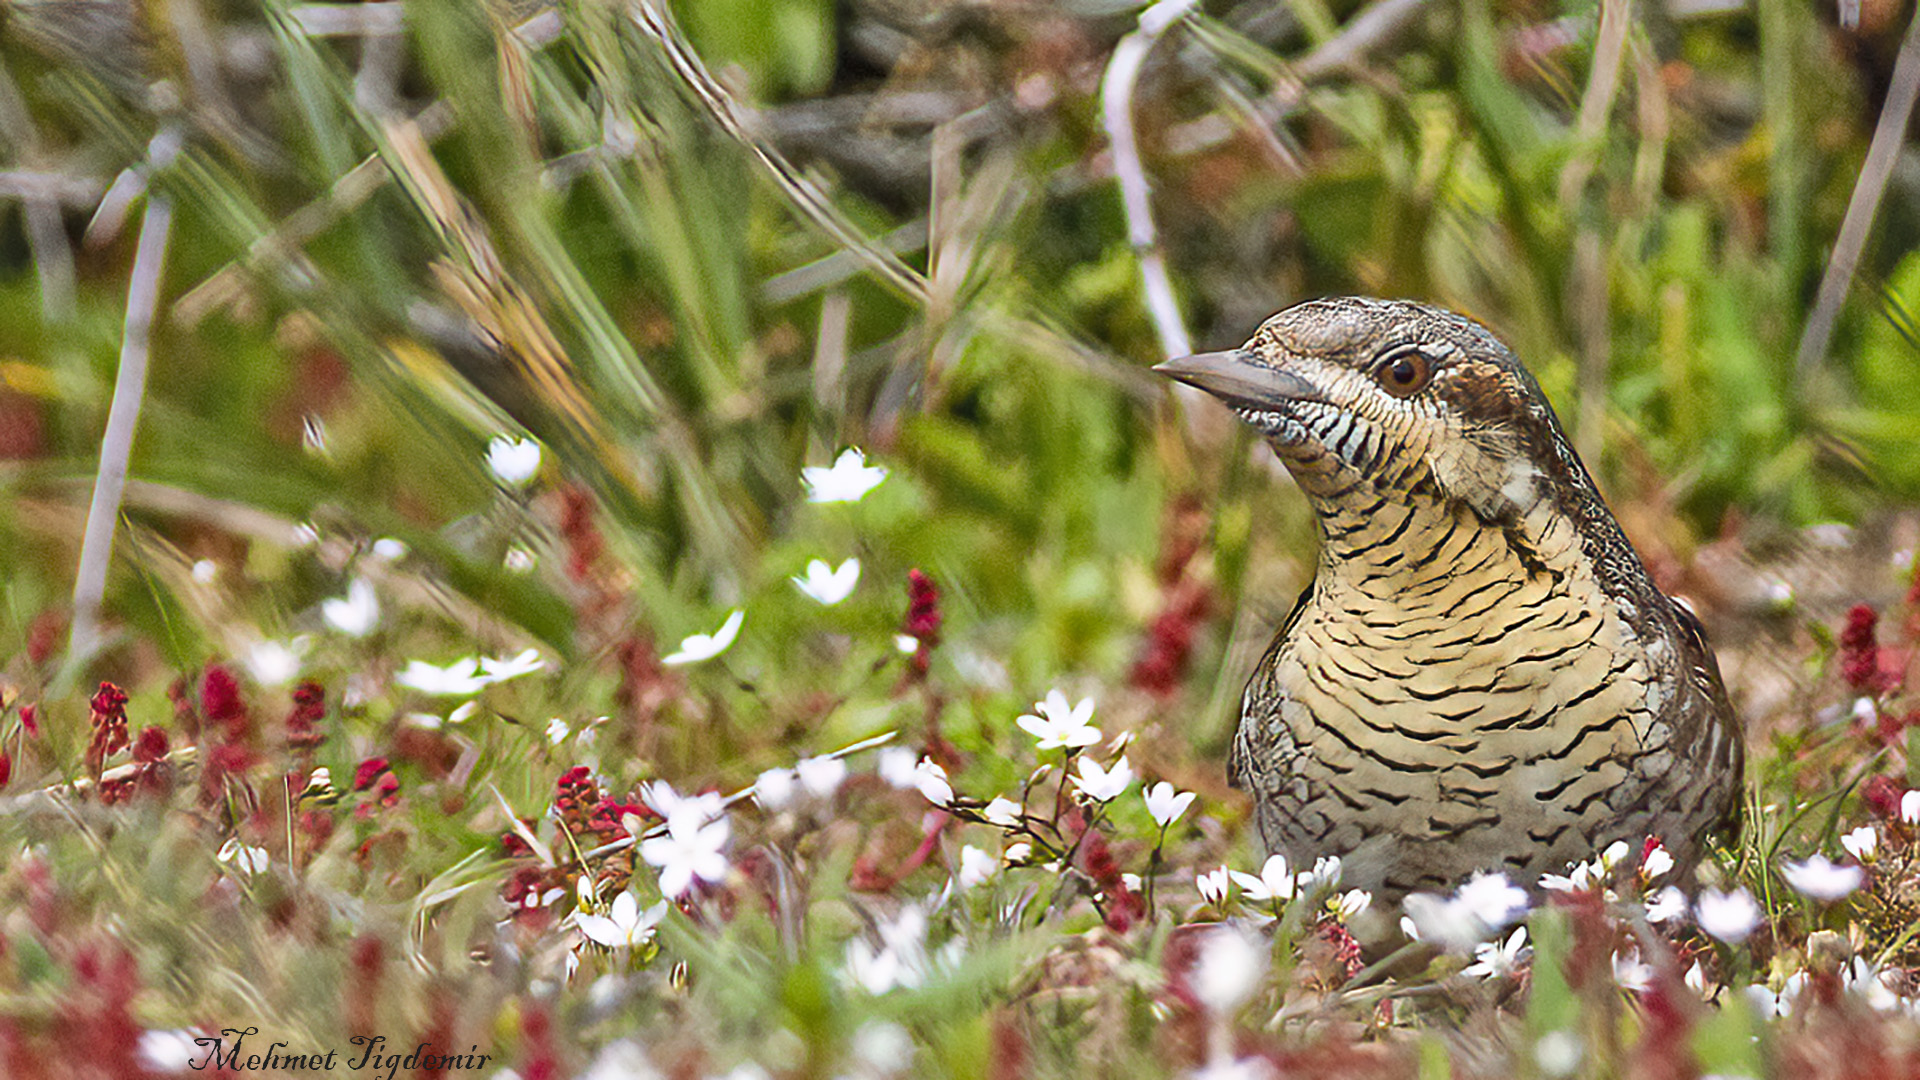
left=1306, top=477, right=1589, bottom=611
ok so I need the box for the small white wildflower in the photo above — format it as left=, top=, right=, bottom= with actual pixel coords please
left=480, top=648, right=546, bottom=683
left=983, top=796, right=1022, bottom=827
left=1695, top=887, right=1763, bottom=943
left=371, top=537, right=407, bottom=561
left=1192, top=924, right=1267, bottom=1014
left=1780, top=854, right=1864, bottom=901
left=504, top=547, right=538, bottom=573
left=1005, top=842, right=1033, bottom=865
left=217, top=838, right=270, bottom=876
left=911, top=758, right=954, bottom=806
left=802, top=448, right=888, bottom=503
left=1904, top=790, right=1920, bottom=825
left=395, top=656, right=487, bottom=696
left=576, top=892, right=668, bottom=950
left=1402, top=872, right=1529, bottom=952
left=1641, top=840, right=1675, bottom=881
left=545, top=718, right=571, bottom=744
left=1599, top=840, right=1631, bottom=871
left=1016, top=690, right=1101, bottom=750
left=1331, top=889, right=1372, bottom=920
left=791, top=558, right=860, bottom=606
left=850, top=1020, right=914, bottom=1072
left=1612, top=950, right=1654, bottom=993
left=137, top=1030, right=210, bottom=1073
left=1685, top=961, right=1707, bottom=995
left=1534, top=1030, right=1583, bottom=1078
left=190, top=559, right=218, bottom=584
left=893, top=634, right=920, bottom=654
left=1229, top=854, right=1296, bottom=904
left=578, top=1040, right=657, bottom=1080
left=661, top=610, right=744, bottom=666
left=1842, top=825, right=1879, bottom=862
left=639, top=811, right=730, bottom=899
left=486, top=435, right=542, bottom=486
left=1645, top=885, right=1689, bottom=924
left=754, top=767, right=797, bottom=810
left=1196, top=866, right=1230, bottom=906
left=1301, top=856, right=1342, bottom=891
left=321, top=578, right=380, bottom=638
left=244, top=638, right=307, bottom=686
left=875, top=745, right=918, bottom=788
left=1143, top=781, right=1195, bottom=827
left=795, top=755, right=847, bottom=797
left=957, top=845, right=996, bottom=889
left=1461, top=927, right=1530, bottom=979
left=1070, top=755, right=1133, bottom=802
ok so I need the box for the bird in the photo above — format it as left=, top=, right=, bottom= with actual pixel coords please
left=1155, top=297, right=1744, bottom=900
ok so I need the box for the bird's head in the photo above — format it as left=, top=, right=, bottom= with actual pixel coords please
left=1156, top=297, right=1592, bottom=531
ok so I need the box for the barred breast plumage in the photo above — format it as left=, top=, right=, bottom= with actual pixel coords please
left=1157, top=298, right=1744, bottom=899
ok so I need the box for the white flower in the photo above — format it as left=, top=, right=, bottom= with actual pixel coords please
left=395, top=656, right=487, bottom=696
left=1645, top=885, right=1689, bottom=923
left=1005, top=842, right=1033, bottom=865
left=1196, top=867, right=1230, bottom=906
left=1641, top=840, right=1675, bottom=881
left=1612, top=950, right=1654, bottom=993
left=1016, top=690, right=1101, bottom=750
left=893, top=634, right=920, bottom=654
left=480, top=648, right=546, bottom=683
left=876, top=746, right=918, bottom=788
left=1070, top=755, right=1134, bottom=802
left=792, top=558, right=861, bottom=606
left=641, top=780, right=726, bottom=833
left=322, top=578, right=380, bottom=637
left=754, top=767, right=797, bottom=810
left=1780, top=854, right=1864, bottom=901
left=545, top=718, right=571, bottom=744
left=1843, top=826, right=1879, bottom=862
left=1685, top=961, right=1707, bottom=995
left=486, top=435, right=542, bottom=486
left=661, top=610, right=744, bottom=666
left=1746, top=980, right=1799, bottom=1020
left=1462, top=927, right=1531, bottom=979
left=1695, top=887, right=1763, bottom=943
left=1143, top=782, right=1195, bottom=827
left=1401, top=873, right=1529, bottom=952
left=957, top=845, right=996, bottom=889
left=217, top=838, right=270, bottom=876
left=1599, top=840, right=1631, bottom=871
left=1534, top=1030, right=1583, bottom=1078
left=138, top=1030, right=211, bottom=1072
left=983, top=796, right=1022, bottom=827
left=1301, top=856, right=1343, bottom=891
left=579, top=1040, right=657, bottom=1080
left=850, top=1020, right=914, bottom=1073
left=795, top=755, right=847, bottom=797
left=371, top=537, right=407, bottom=561
left=1904, top=789, right=1920, bottom=825
left=911, top=758, right=954, bottom=806
left=244, top=637, right=308, bottom=686
left=803, top=448, right=888, bottom=503
left=1229, top=855, right=1296, bottom=904
left=639, top=811, right=730, bottom=898
left=844, top=904, right=927, bottom=994
left=1330, top=889, right=1372, bottom=920
left=576, top=891, right=668, bottom=950
left=1192, top=924, right=1267, bottom=1014
left=191, top=559, right=218, bottom=584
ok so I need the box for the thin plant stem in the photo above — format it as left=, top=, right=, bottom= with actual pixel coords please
left=70, top=194, right=173, bottom=664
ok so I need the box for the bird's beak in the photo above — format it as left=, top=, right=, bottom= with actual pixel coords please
left=1152, top=349, right=1322, bottom=409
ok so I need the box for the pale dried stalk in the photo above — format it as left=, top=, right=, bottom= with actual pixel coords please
left=1795, top=2, right=1920, bottom=379
left=1102, top=0, right=1197, bottom=363
left=70, top=194, right=174, bottom=662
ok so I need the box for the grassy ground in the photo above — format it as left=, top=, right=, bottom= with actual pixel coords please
left=3, top=0, right=1920, bottom=1076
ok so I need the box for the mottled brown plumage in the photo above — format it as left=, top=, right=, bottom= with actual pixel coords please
left=1158, top=298, right=1743, bottom=899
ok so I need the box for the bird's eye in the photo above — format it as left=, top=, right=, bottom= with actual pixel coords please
left=1373, top=346, right=1434, bottom=398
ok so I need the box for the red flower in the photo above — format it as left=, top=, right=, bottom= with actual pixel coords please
left=353, top=757, right=391, bottom=791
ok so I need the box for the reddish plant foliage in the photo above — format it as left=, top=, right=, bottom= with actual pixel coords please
left=901, top=569, right=943, bottom=680
left=285, top=681, right=327, bottom=754
left=85, top=681, right=130, bottom=778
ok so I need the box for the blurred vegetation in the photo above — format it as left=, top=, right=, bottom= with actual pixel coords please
left=2, top=0, right=1920, bottom=1075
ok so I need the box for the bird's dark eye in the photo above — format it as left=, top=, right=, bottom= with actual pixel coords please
left=1373, top=347, right=1434, bottom=398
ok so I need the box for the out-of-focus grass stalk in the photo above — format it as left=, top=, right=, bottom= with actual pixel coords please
left=70, top=190, right=175, bottom=665
left=1795, top=3, right=1920, bottom=381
